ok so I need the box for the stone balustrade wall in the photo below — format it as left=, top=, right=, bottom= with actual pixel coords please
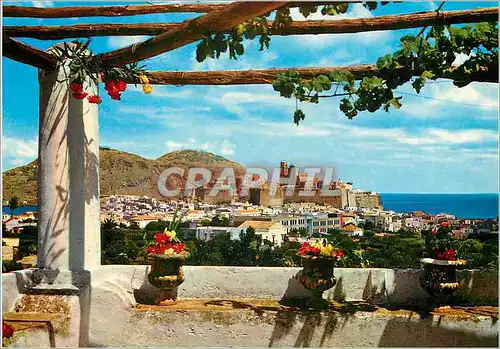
left=2, top=266, right=498, bottom=347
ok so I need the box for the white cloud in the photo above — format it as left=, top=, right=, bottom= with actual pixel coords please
left=2, top=136, right=38, bottom=167
left=437, top=83, right=498, bottom=110
left=128, top=84, right=194, bottom=99
left=427, top=129, right=498, bottom=144
left=165, top=138, right=236, bottom=157
left=325, top=123, right=498, bottom=146
left=289, top=4, right=392, bottom=48
left=399, top=81, right=499, bottom=118
left=107, top=36, right=151, bottom=50
left=31, top=1, right=54, bottom=8
left=220, top=140, right=235, bottom=156
left=256, top=122, right=333, bottom=137
left=452, top=52, right=474, bottom=67
left=166, top=141, right=186, bottom=151
left=426, top=1, right=438, bottom=11
left=290, top=3, right=371, bottom=21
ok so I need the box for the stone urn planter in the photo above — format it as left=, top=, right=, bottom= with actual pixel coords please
left=148, top=252, right=189, bottom=305
left=297, top=254, right=337, bottom=308
left=419, top=258, right=467, bottom=305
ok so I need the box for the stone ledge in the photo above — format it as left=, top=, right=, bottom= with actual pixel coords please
left=25, top=283, right=80, bottom=296
left=89, top=299, right=498, bottom=347
left=132, top=299, right=498, bottom=321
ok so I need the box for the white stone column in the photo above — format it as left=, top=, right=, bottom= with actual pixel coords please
left=37, top=55, right=101, bottom=271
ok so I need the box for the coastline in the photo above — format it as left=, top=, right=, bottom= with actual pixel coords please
left=3, top=192, right=499, bottom=220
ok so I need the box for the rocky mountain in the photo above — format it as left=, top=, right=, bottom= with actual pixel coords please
left=2, top=148, right=245, bottom=204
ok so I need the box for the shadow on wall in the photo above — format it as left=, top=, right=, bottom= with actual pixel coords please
left=456, top=269, right=499, bottom=306
left=132, top=267, right=178, bottom=305
left=271, top=272, right=379, bottom=347
left=377, top=317, right=499, bottom=347
left=268, top=310, right=354, bottom=348
left=280, top=272, right=313, bottom=303
left=38, top=83, right=69, bottom=269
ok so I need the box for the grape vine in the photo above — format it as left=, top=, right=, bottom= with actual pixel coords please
left=193, top=1, right=497, bottom=124
left=195, top=2, right=389, bottom=62
left=272, top=21, right=498, bottom=123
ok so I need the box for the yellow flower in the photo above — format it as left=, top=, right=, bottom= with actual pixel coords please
left=164, top=229, right=176, bottom=240
left=139, top=74, right=149, bottom=84
left=164, top=248, right=175, bottom=255
left=143, top=83, right=153, bottom=94
left=320, top=245, right=333, bottom=257
left=310, top=241, right=322, bottom=250
left=439, top=282, right=459, bottom=289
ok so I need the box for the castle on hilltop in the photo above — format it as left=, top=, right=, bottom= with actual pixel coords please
left=248, top=161, right=382, bottom=209
left=174, top=160, right=382, bottom=209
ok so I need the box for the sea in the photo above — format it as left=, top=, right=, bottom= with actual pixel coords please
left=2, top=193, right=499, bottom=220
left=380, top=193, right=499, bottom=219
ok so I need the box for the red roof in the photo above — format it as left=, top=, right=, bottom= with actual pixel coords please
left=343, top=225, right=361, bottom=231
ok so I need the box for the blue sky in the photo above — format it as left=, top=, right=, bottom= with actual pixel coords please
left=2, top=1, right=499, bottom=193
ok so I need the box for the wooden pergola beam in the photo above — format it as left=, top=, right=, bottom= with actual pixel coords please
left=133, top=65, right=381, bottom=85
left=2, top=36, right=58, bottom=71
left=4, top=8, right=497, bottom=40
left=95, top=2, right=287, bottom=67
left=2, top=3, right=229, bottom=17
left=124, top=64, right=498, bottom=85
left=2, top=2, right=336, bottom=18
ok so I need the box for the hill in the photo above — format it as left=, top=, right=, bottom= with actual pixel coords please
left=2, top=148, right=245, bottom=204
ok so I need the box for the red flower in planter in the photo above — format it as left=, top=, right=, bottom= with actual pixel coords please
left=444, top=248, right=456, bottom=261
left=3, top=320, right=14, bottom=338
left=87, top=95, right=102, bottom=104
left=146, top=246, right=157, bottom=254
left=335, top=249, right=344, bottom=258
left=173, top=243, right=185, bottom=253
left=309, top=247, right=320, bottom=254
left=154, top=233, right=171, bottom=244
left=298, top=242, right=311, bottom=256
left=440, top=222, right=450, bottom=227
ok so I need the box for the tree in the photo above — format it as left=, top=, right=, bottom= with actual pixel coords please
left=210, top=215, right=230, bottom=227
left=8, top=197, right=19, bottom=217
left=199, top=218, right=211, bottom=226
left=363, top=221, right=375, bottom=230
left=291, top=227, right=309, bottom=238
left=101, top=218, right=118, bottom=231
left=363, top=230, right=375, bottom=240
left=129, top=222, right=140, bottom=230
left=144, top=220, right=168, bottom=231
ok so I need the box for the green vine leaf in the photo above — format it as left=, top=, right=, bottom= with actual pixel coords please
left=294, top=109, right=306, bottom=125
left=194, top=3, right=382, bottom=63
left=270, top=21, right=497, bottom=123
